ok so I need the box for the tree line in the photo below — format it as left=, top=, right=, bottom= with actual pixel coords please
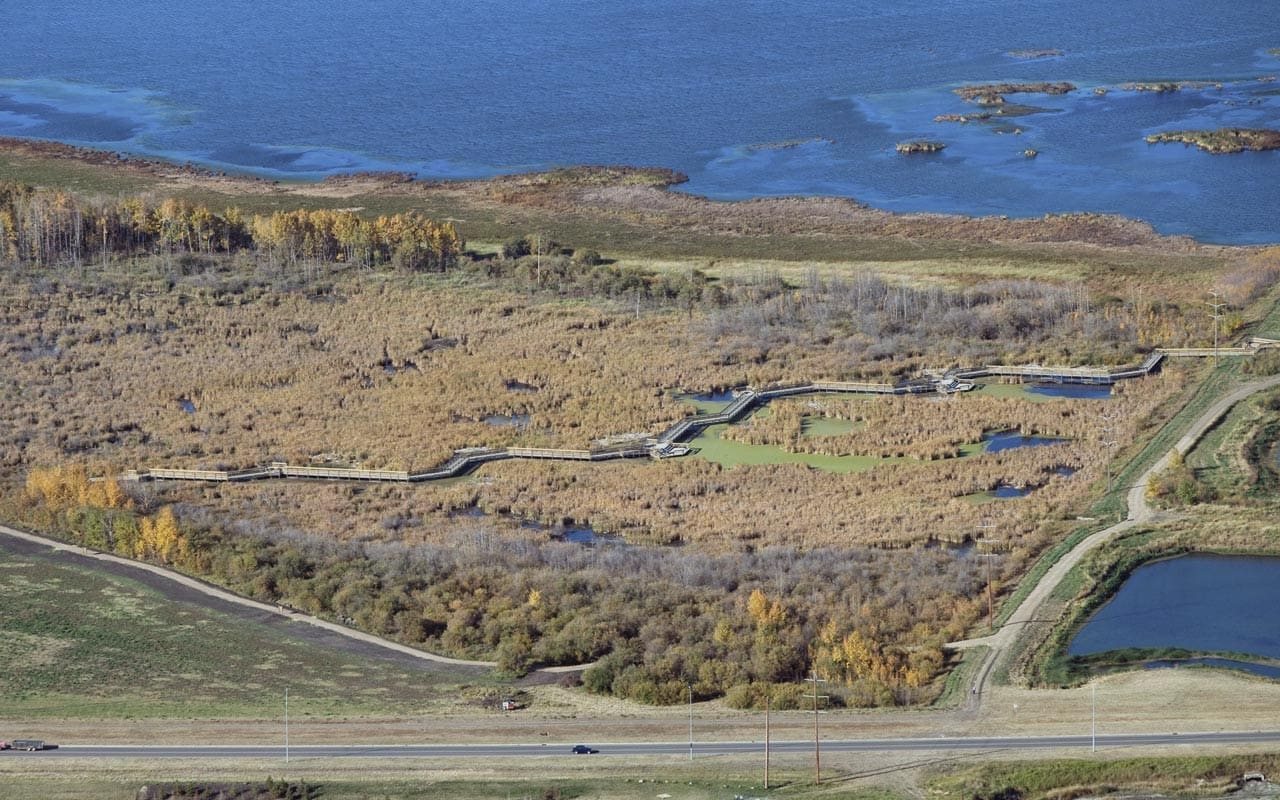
left=0, top=182, right=462, bottom=270
left=15, top=464, right=986, bottom=708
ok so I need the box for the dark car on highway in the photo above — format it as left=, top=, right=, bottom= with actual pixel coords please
left=571, top=745, right=598, bottom=754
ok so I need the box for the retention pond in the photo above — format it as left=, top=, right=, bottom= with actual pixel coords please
left=1068, top=554, right=1280, bottom=678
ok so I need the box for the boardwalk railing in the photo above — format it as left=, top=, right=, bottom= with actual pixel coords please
left=1156, top=347, right=1255, bottom=358
left=132, top=343, right=1275, bottom=485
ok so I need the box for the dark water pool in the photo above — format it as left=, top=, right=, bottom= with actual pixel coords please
left=520, top=519, right=622, bottom=546
left=692, top=389, right=737, bottom=402
left=983, top=430, right=1065, bottom=453
left=1026, top=383, right=1113, bottom=400
left=556, top=527, right=624, bottom=546
left=484, top=414, right=530, bottom=429
left=992, top=484, right=1029, bottom=498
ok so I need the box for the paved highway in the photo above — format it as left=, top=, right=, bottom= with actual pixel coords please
left=10, top=731, right=1280, bottom=759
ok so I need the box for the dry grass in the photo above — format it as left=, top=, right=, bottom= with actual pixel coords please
left=0, top=260, right=1193, bottom=550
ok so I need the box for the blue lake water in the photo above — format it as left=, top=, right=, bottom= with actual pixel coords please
left=3, top=0, right=1278, bottom=243
left=1069, top=554, right=1280, bottom=663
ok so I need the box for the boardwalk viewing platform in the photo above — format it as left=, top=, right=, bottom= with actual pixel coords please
left=128, top=341, right=1274, bottom=486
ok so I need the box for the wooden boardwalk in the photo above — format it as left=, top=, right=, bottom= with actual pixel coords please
left=129, top=343, right=1274, bottom=485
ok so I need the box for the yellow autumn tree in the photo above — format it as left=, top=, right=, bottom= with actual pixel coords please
left=746, top=588, right=786, bottom=631
left=151, top=506, right=181, bottom=564
left=840, top=629, right=876, bottom=682
left=135, top=515, right=154, bottom=560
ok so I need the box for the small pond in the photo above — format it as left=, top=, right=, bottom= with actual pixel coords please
left=967, top=467, right=1075, bottom=503
left=679, top=389, right=741, bottom=416
left=556, top=527, right=624, bottom=546
left=991, top=484, right=1029, bottom=499
left=178, top=399, right=196, bottom=414
left=519, top=519, right=622, bottom=546
left=982, top=430, right=1065, bottom=453
left=1068, top=554, right=1280, bottom=674
left=505, top=380, right=539, bottom=393
left=484, top=414, right=530, bottom=429
left=1026, top=383, right=1113, bottom=400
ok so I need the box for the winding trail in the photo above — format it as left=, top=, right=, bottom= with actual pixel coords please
left=950, top=374, right=1280, bottom=708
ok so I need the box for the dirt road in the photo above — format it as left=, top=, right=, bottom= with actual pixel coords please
left=951, top=373, right=1280, bottom=703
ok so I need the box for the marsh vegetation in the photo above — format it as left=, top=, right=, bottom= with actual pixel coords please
left=2, top=158, right=1277, bottom=707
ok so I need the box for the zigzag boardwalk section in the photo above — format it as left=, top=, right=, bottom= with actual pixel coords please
left=128, top=345, right=1273, bottom=486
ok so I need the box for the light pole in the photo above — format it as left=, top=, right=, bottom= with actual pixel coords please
left=688, top=684, right=693, bottom=762
left=804, top=671, right=828, bottom=785
left=1090, top=679, right=1096, bottom=754
left=285, top=687, right=289, bottom=765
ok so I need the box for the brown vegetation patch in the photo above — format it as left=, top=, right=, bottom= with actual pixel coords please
left=1145, top=128, right=1280, bottom=154
left=136, top=781, right=317, bottom=800
left=954, top=82, right=1077, bottom=105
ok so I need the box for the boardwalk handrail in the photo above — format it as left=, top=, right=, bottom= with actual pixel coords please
left=133, top=345, right=1271, bottom=486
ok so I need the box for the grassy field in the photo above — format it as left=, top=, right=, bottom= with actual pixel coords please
left=928, top=750, right=1280, bottom=800
left=0, top=758, right=905, bottom=800
left=0, top=539, right=490, bottom=720
left=1186, top=388, right=1278, bottom=497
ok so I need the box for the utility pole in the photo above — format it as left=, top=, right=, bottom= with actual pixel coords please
left=1207, top=290, right=1226, bottom=367
left=688, top=684, right=693, bottom=761
left=804, top=671, right=828, bottom=785
left=285, top=687, right=289, bottom=764
left=976, top=519, right=996, bottom=631
left=764, top=694, right=770, bottom=790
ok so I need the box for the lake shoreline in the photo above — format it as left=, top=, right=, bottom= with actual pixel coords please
left=0, top=135, right=1231, bottom=253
